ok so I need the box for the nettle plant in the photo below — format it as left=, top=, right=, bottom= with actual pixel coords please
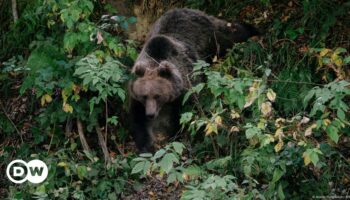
left=180, top=60, right=277, bottom=155
left=303, top=80, right=350, bottom=143
left=177, top=53, right=350, bottom=198
left=17, top=0, right=137, bottom=133
left=131, top=142, right=187, bottom=184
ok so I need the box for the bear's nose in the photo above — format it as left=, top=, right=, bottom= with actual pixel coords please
left=146, top=114, right=155, bottom=120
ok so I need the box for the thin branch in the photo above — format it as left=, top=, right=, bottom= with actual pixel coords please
left=185, top=75, right=219, bottom=158
left=0, top=101, right=23, bottom=143
left=47, top=123, right=56, bottom=153
left=96, top=123, right=111, bottom=164
left=105, top=99, right=108, bottom=145
left=77, top=119, right=91, bottom=152
left=11, top=0, right=18, bottom=22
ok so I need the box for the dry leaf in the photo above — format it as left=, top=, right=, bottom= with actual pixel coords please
left=300, top=116, right=310, bottom=124
left=63, top=102, right=73, bottom=113
left=334, top=58, right=343, bottom=67
left=302, top=152, right=311, bottom=166
left=96, top=31, right=104, bottom=44
left=261, top=102, right=272, bottom=117
left=274, top=141, right=284, bottom=152
left=274, top=128, right=284, bottom=140
left=214, top=116, right=222, bottom=126
left=205, top=122, right=217, bottom=136
left=320, top=48, right=330, bottom=57
left=266, top=89, right=276, bottom=102
left=230, top=126, right=240, bottom=133
left=230, top=110, right=240, bottom=119
left=305, top=124, right=317, bottom=137
left=275, top=118, right=285, bottom=128
left=41, top=94, right=52, bottom=106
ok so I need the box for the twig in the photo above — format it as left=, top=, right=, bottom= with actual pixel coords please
left=185, top=75, right=219, bottom=158
left=213, top=31, right=220, bottom=58
left=0, top=101, right=23, bottom=143
left=105, top=98, right=108, bottom=145
left=96, top=123, right=111, bottom=164
left=77, top=119, right=91, bottom=152
left=47, top=123, right=56, bottom=153
left=272, top=38, right=296, bottom=46
left=11, top=0, right=18, bottom=22
left=65, top=118, right=72, bottom=138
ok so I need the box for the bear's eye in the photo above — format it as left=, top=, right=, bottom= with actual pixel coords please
left=142, top=95, right=147, bottom=100
left=154, top=95, right=160, bottom=100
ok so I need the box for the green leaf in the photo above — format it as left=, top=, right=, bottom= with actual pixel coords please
left=166, top=172, right=177, bottom=184
left=76, top=165, right=88, bottom=180
left=159, top=153, right=178, bottom=173
left=245, top=126, right=261, bottom=139
left=139, top=153, right=152, bottom=158
left=143, top=161, right=151, bottom=174
left=309, top=151, right=320, bottom=166
left=180, top=112, right=193, bottom=125
left=344, top=56, right=350, bottom=64
left=182, top=91, right=193, bottom=105
left=326, top=125, right=339, bottom=143
left=153, top=149, right=166, bottom=160
left=183, top=165, right=202, bottom=178
left=303, top=89, right=315, bottom=107
left=172, top=142, right=185, bottom=155
left=277, top=183, right=285, bottom=200
left=131, top=162, right=144, bottom=174
left=337, top=109, right=346, bottom=121
left=272, top=168, right=284, bottom=183
left=64, top=32, right=80, bottom=52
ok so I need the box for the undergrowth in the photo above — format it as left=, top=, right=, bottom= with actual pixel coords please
left=0, top=0, right=349, bottom=199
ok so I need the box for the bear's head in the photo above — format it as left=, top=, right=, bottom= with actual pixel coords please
left=130, top=61, right=183, bottom=120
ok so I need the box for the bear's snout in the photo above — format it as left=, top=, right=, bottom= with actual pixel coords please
left=145, top=99, right=158, bottom=120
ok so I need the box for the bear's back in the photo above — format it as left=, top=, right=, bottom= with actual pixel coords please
left=149, top=8, right=217, bottom=59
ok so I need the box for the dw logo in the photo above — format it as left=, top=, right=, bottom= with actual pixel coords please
left=6, top=159, right=48, bottom=184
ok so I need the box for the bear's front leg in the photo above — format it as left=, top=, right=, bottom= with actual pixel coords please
left=129, top=99, right=154, bottom=153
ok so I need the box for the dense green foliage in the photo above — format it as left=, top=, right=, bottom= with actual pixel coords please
left=1, top=0, right=349, bottom=199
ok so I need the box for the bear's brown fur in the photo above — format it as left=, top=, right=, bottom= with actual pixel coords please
left=128, top=8, right=259, bottom=152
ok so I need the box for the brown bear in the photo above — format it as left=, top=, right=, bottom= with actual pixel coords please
left=128, top=8, right=259, bottom=152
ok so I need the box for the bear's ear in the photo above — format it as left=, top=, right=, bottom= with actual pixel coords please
left=133, top=65, right=146, bottom=77
left=158, top=61, right=174, bottom=78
